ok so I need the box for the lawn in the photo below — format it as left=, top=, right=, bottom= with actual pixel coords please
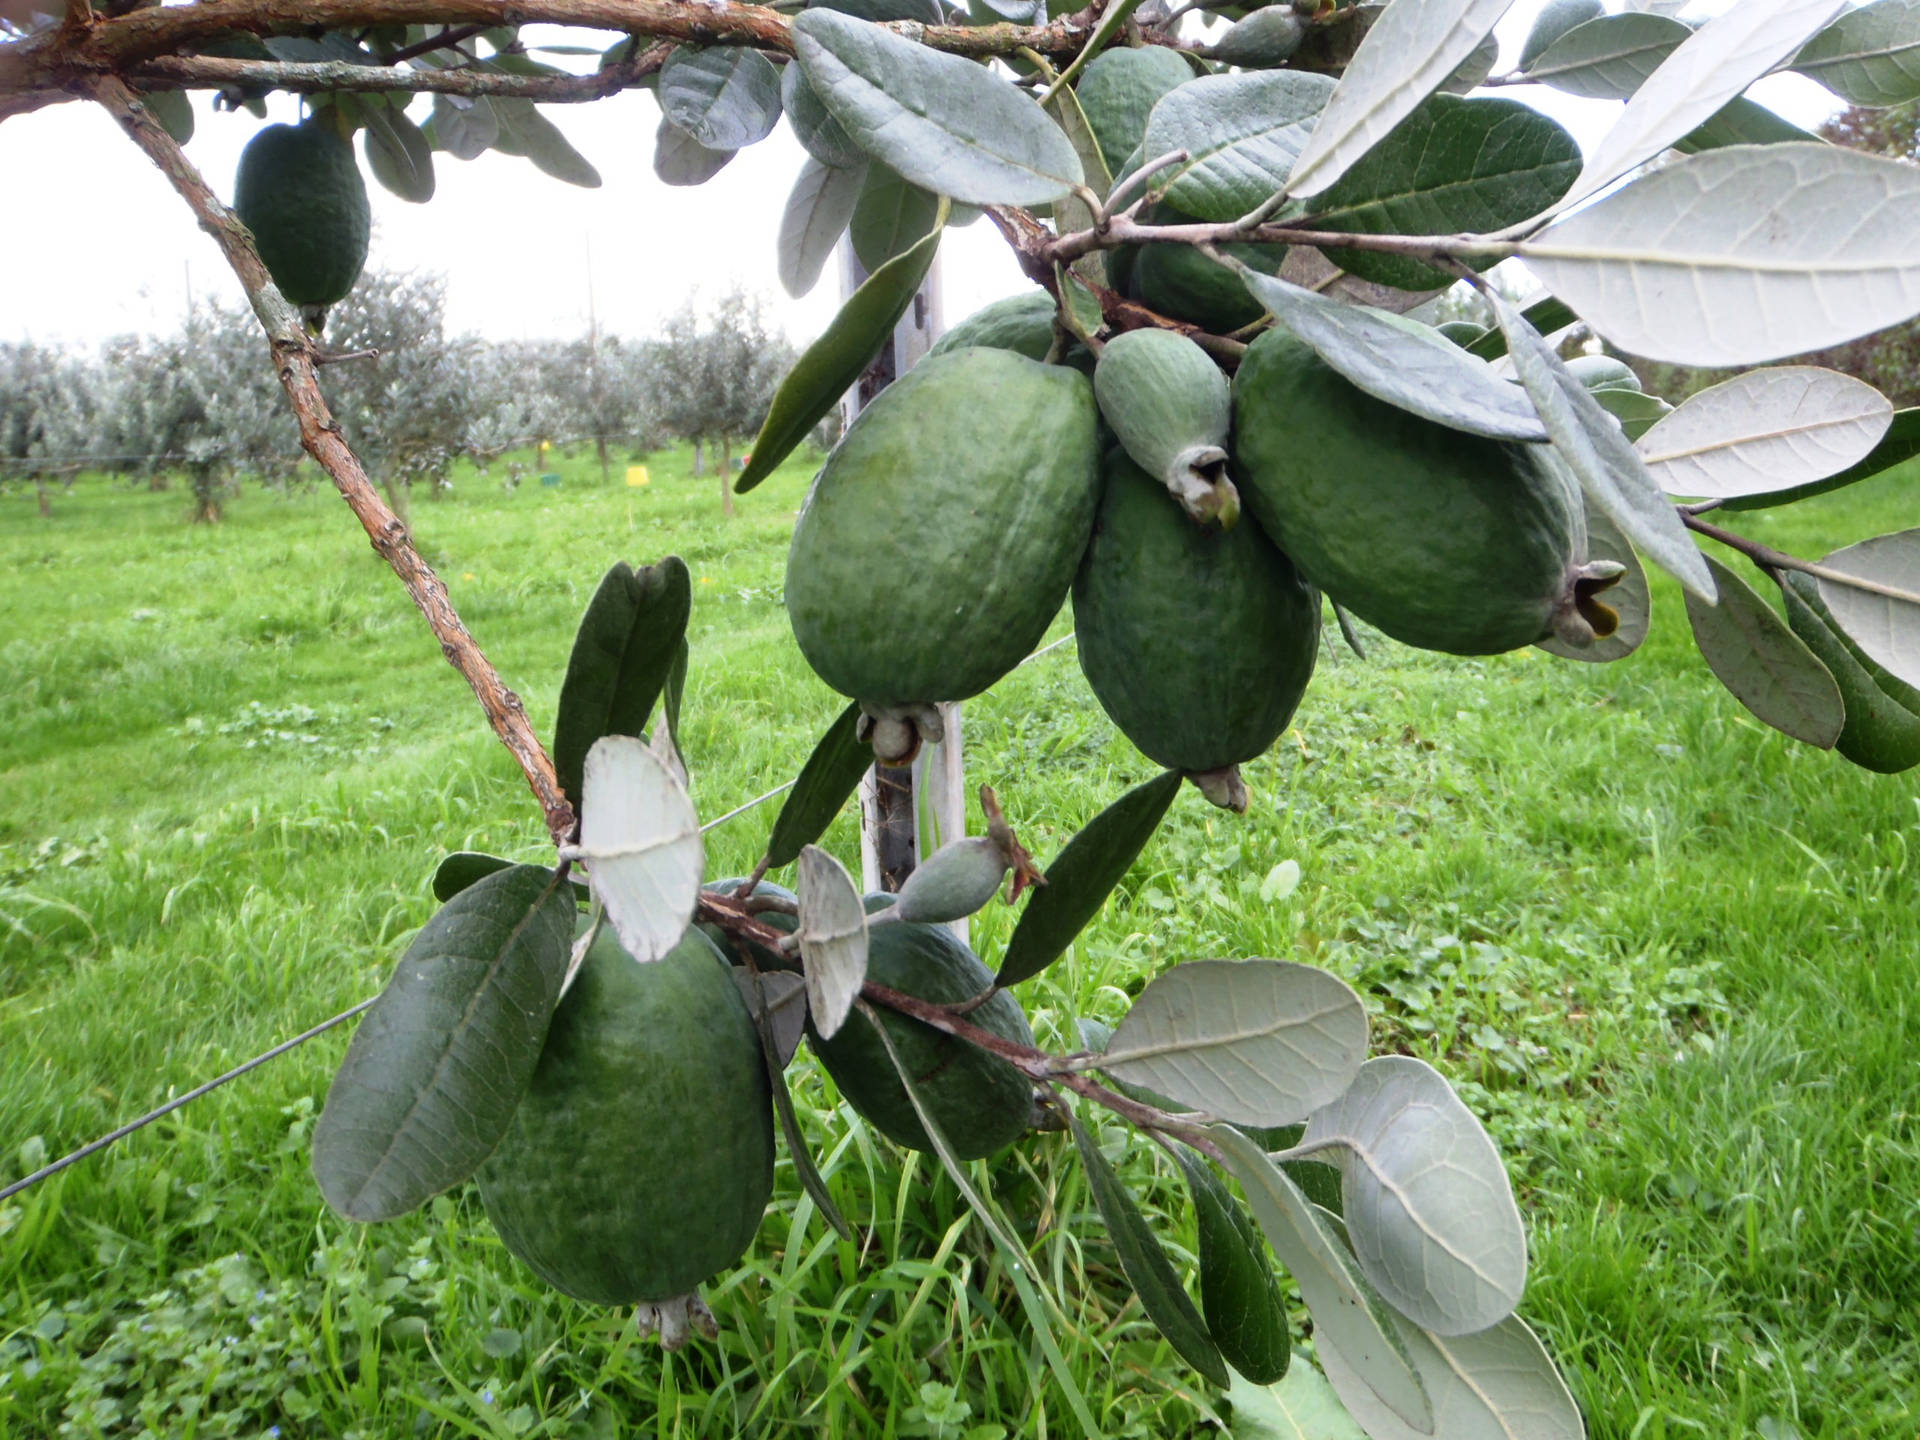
left=1, top=443, right=1916, bottom=1439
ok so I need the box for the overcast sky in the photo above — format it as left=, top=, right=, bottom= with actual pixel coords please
left=0, top=3, right=1845, bottom=349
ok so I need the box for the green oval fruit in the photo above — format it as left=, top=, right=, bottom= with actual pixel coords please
left=1075, top=449, right=1319, bottom=774
left=809, top=919, right=1035, bottom=1160
left=1206, top=7, right=1307, bottom=66
left=476, top=926, right=773, bottom=1306
left=1094, top=329, right=1238, bottom=525
left=1075, top=46, right=1196, bottom=171
left=1131, top=213, right=1287, bottom=333
left=1781, top=573, right=1920, bottom=774
left=233, top=121, right=371, bottom=309
left=785, top=348, right=1101, bottom=707
left=1565, top=354, right=1641, bottom=393
left=1521, top=0, right=1605, bottom=68
left=929, top=293, right=1095, bottom=374
left=1232, top=328, right=1582, bottom=656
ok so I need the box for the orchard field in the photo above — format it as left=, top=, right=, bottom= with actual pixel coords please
left=1, top=449, right=1917, bottom=1439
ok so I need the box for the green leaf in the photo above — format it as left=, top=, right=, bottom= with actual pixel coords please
left=311, top=865, right=575, bottom=1222
left=658, top=45, right=783, bottom=151
left=1685, top=555, right=1844, bottom=748
left=1593, top=386, right=1673, bottom=442
left=1143, top=72, right=1334, bottom=222
left=1212, top=1128, right=1432, bottom=1433
left=663, top=637, right=688, bottom=753
left=792, top=7, right=1083, bottom=206
left=428, top=94, right=498, bottom=161
left=1814, top=528, right=1920, bottom=690
left=362, top=105, right=436, bottom=204
left=432, top=851, right=590, bottom=905
left=142, top=88, right=194, bottom=144
left=1101, top=960, right=1368, bottom=1127
left=1489, top=289, right=1717, bottom=602
left=1066, top=1108, right=1228, bottom=1387
left=492, top=99, right=601, bottom=187
left=1521, top=11, right=1690, bottom=99
left=1673, top=95, right=1821, bottom=154
left=1226, top=1357, right=1370, bottom=1440
left=850, top=165, right=943, bottom=273
left=1043, top=81, right=1112, bottom=277
left=1462, top=297, right=1573, bottom=362
left=1176, top=1150, right=1291, bottom=1385
left=1295, top=1055, right=1527, bottom=1338
left=780, top=157, right=866, bottom=299
left=1781, top=573, right=1920, bottom=774
left=552, top=558, right=692, bottom=810
left=1235, top=268, right=1549, bottom=443
left=737, top=214, right=942, bottom=493
left=782, top=62, right=866, bottom=171
left=739, top=968, right=854, bottom=1240
left=1722, top=408, right=1920, bottom=512
left=997, top=769, right=1179, bottom=987
left=654, top=115, right=734, bottom=186
left=1794, top=0, right=1920, bottom=106
left=1305, top=95, right=1580, bottom=292
left=765, top=701, right=872, bottom=869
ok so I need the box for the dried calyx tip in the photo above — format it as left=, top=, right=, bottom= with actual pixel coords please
left=980, top=784, right=1045, bottom=902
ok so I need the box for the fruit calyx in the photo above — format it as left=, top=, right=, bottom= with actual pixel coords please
left=1187, top=765, right=1250, bottom=814
left=1550, top=559, right=1628, bottom=648
left=858, top=701, right=945, bottom=764
left=635, top=1292, right=719, bottom=1351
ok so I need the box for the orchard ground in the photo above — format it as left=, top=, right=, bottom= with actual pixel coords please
left=1, top=444, right=1916, bottom=1439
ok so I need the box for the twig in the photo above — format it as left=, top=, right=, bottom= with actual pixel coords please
left=1099, top=147, right=1188, bottom=221
left=1685, top=513, right=1920, bottom=608
left=92, top=74, right=576, bottom=846
left=131, top=50, right=668, bottom=103
left=381, top=21, right=488, bottom=65
left=312, top=345, right=381, bottom=366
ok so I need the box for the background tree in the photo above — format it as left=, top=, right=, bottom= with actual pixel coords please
left=649, top=288, right=792, bottom=514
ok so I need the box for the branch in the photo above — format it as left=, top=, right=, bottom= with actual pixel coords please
left=132, top=49, right=668, bottom=102
left=91, top=74, right=576, bottom=846
left=1049, top=212, right=1515, bottom=269
left=1685, top=513, right=1920, bottom=608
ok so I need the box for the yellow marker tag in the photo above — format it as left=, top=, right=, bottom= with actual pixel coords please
left=626, top=465, right=650, bottom=488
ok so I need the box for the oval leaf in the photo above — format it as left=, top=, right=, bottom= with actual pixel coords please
left=654, top=114, right=734, bottom=186
left=743, top=968, right=854, bottom=1240
left=311, top=865, right=575, bottom=1222
left=1239, top=268, right=1548, bottom=442
left=1521, top=11, right=1690, bottom=99
left=1067, top=1109, right=1228, bottom=1386
left=362, top=106, right=435, bottom=203
left=780, top=157, right=866, bottom=299
left=765, top=701, right=873, bottom=869
left=998, top=769, right=1181, bottom=988
left=1537, top=501, right=1651, bottom=664
left=429, top=93, right=499, bottom=160
left=796, top=844, right=868, bottom=1039
left=783, top=61, right=866, bottom=170
left=658, top=45, right=783, bottom=151
left=1685, top=554, right=1844, bottom=747
left=1794, top=0, right=1920, bottom=106
left=1298, top=1055, right=1527, bottom=1337
left=851, top=164, right=943, bottom=272
left=1489, top=289, right=1716, bottom=602
left=1213, top=1127, right=1433, bottom=1432
left=1320, top=1309, right=1586, bottom=1440
left=1101, top=959, right=1368, bottom=1127
left=1723, top=407, right=1920, bottom=512
left=1227, top=1357, right=1371, bottom=1440
left=792, top=7, right=1082, bottom=206
left=738, top=215, right=942, bottom=492
left=493, top=99, right=600, bottom=187
left=572, top=736, right=704, bottom=963
left=433, top=851, right=590, bottom=906
left=1673, top=95, right=1822, bottom=155
left=1815, top=529, right=1920, bottom=689
left=1177, top=1150, right=1292, bottom=1385
left=1143, top=72, right=1334, bottom=221
left=1285, top=0, right=1516, bottom=201
left=553, top=558, right=693, bottom=810
left=1639, top=367, right=1894, bottom=502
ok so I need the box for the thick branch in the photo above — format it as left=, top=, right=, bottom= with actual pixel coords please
left=132, top=50, right=667, bottom=102
left=91, top=74, right=576, bottom=846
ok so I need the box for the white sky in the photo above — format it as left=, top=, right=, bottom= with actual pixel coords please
left=0, top=2, right=1848, bottom=348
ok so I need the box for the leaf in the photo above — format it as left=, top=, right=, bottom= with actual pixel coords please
left=1722, top=408, right=1920, bottom=512
left=1100, top=960, right=1368, bottom=1127
left=1684, top=555, right=1844, bottom=748
left=552, top=558, right=692, bottom=810
left=1296, top=1055, right=1528, bottom=1337
left=1305, top=95, right=1580, bottom=291
left=782, top=62, right=866, bottom=171
left=432, top=851, right=590, bottom=905
left=796, top=845, right=868, bottom=1040
left=492, top=99, right=601, bottom=187
left=1489, top=289, right=1716, bottom=602
left=143, top=88, right=194, bottom=145
left=1044, top=82, right=1112, bottom=277
left=737, top=966, right=853, bottom=1239
left=1212, top=1128, right=1432, bottom=1433
left=737, top=215, right=942, bottom=492
left=658, top=45, right=783, bottom=151
left=1537, top=501, right=1651, bottom=664
left=1592, top=385, right=1673, bottom=441
left=1672, top=96, right=1821, bottom=155
left=1462, top=296, right=1574, bottom=362
left=1521, top=144, right=1920, bottom=367
left=362, top=105, right=435, bottom=203
left=997, top=769, right=1180, bottom=987
left=1176, top=1150, right=1291, bottom=1385
left=1638, top=368, right=1894, bottom=502
left=429, top=94, right=498, bottom=161
left=792, top=7, right=1082, bottom=206
left=571, top=736, right=704, bottom=964
left=1794, top=0, right=1920, bottom=106
left=1226, top=1357, right=1370, bottom=1440
left=1520, top=11, right=1690, bottom=99
left=779, top=157, right=866, bottom=299
left=654, top=115, right=734, bottom=186
left=311, top=865, right=575, bottom=1222
left=663, top=638, right=688, bottom=753
left=1139, top=72, right=1333, bottom=222
left=765, top=702, right=873, bottom=869
left=1066, top=1109, right=1228, bottom=1386
left=1319, top=1308, right=1587, bottom=1440
left=1238, top=269, right=1548, bottom=442
left=1555, top=0, right=1850, bottom=214
left=1284, top=0, right=1516, bottom=201
left=1815, top=529, right=1920, bottom=689
left=850, top=165, right=943, bottom=272
left=865, top=1005, right=1103, bottom=1440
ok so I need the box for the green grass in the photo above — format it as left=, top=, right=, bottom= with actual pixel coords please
left=1, top=445, right=1917, bottom=1439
